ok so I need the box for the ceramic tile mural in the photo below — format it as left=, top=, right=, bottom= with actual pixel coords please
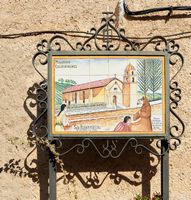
left=50, top=55, right=166, bottom=136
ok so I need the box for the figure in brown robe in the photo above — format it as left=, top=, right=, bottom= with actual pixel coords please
left=131, top=97, right=152, bottom=132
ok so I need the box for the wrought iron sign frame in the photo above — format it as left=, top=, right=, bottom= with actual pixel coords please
left=32, top=12, right=185, bottom=200
left=49, top=50, right=169, bottom=139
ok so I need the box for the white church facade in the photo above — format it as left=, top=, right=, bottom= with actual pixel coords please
left=62, top=64, right=138, bottom=108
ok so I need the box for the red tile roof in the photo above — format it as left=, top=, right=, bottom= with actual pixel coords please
left=63, top=77, right=120, bottom=93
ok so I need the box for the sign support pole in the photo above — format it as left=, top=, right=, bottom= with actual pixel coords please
left=161, top=139, right=169, bottom=200
left=49, top=149, right=57, bottom=200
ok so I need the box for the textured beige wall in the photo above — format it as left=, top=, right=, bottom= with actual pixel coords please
left=0, top=0, right=191, bottom=200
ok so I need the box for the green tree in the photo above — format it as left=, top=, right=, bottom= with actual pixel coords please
left=58, top=78, right=64, bottom=83
left=55, top=79, right=76, bottom=108
left=137, top=59, right=150, bottom=97
left=65, top=79, right=77, bottom=85
left=148, top=59, right=162, bottom=100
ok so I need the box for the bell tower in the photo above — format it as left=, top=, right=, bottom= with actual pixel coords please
left=122, top=64, right=138, bottom=107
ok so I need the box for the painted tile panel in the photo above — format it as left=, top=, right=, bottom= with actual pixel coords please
left=52, top=55, right=166, bottom=135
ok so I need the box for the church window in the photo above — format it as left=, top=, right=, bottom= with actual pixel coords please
left=114, top=87, right=117, bottom=91
left=132, top=77, right=135, bottom=82
left=132, top=71, right=134, bottom=75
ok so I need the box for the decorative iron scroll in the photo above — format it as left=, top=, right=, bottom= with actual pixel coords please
left=32, top=12, right=184, bottom=158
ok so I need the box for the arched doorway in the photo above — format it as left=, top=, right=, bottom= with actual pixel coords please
left=113, top=95, right=117, bottom=106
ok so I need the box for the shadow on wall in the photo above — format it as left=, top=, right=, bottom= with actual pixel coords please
left=58, top=139, right=160, bottom=196
left=0, top=83, right=50, bottom=200
left=0, top=82, right=161, bottom=199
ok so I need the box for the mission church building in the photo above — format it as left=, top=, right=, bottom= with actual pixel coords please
left=62, top=64, right=138, bottom=108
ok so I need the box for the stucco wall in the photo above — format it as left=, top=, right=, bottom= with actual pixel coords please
left=0, top=0, right=191, bottom=200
